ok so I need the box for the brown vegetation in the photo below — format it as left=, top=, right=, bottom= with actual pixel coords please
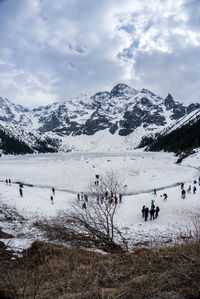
left=0, top=239, right=200, bottom=298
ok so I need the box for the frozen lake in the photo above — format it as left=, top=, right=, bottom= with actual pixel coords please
left=0, top=151, right=198, bottom=194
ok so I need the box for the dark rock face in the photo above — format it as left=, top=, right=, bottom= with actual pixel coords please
left=164, top=94, right=176, bottom=110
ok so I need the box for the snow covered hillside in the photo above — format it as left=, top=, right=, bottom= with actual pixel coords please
left=0, top=150, right=200, bottom=252
left=0, top=84, right=200, bottom=153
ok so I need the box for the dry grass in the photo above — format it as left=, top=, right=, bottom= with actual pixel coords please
left=0, top=239, right=200, bottom=298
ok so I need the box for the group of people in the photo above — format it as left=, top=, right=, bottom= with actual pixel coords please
left=5, top=178, right=24, bottom=197
left=5, top=178, right=11, bottom=185
left=181, top=180, right=198, bottom=199
left=77, top=190, right=123, bottom=209
left=142, top=199, right=160, bottom=221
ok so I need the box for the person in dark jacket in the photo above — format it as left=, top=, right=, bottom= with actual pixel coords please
left=155, top=206, right=160, bottom=218
left=50, top=195, right=53, bottom=204
left=163, top=193, right=168, bottom=200
left=142, top=205, right=145, bottom=218
left=150, top=206, right=155, bottom=220
left=105, top=191, right=108, bottom=200
left=193, top=186, right=197, bottom=194
left=144, top=207, right=149, bottom=221
left=19, top=187, right=23, bottom=197
left=181, top=189, right=186, bottom=199
left=52, top=187, right=55, bottom=195
left=82, top=202, right=87, bottom=209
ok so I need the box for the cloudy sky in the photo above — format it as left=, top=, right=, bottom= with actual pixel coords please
left=0, top=0, right=200, bottom=107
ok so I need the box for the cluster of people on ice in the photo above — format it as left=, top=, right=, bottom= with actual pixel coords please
left=77, top=190, right=123, bottom=209
left=142, top=199, right=160, bottom=222
left=180, top=179, right=198, bottom=199
left=5, top=178, right=11, bottom=186
left=5, top=178, right=24, bottom=197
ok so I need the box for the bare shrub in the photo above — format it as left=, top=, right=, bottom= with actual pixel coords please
left=35, top=171, right=127, bottom=252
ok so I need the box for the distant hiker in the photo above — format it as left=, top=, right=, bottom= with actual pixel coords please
left=19, top=187, right=23, bottom=197
left=199, top=176, right=200, bottom=186
left=163, top=193, right=168, bottom=200
left=181, top=182, right=184, bottom=190
left=144, top=207, right=149, bottom=221
left=50, top=195, right=53, bottom=204
left=52, top=187, right=55, bottom=195
left=142, top=205, right=145, bottom=218
left=114, top=195, right=118, bottom=205
left=81, top=192, right=84, bottom=200
left=155, top=206, right=160, bottom=218
left=119, top=193, right=122, bottom=203
left=187, top=185, right=191, bottom=194
left=111, top=191, right=113, bottom=198
left=100, top=195, right=104, bottom=204
left=97, top=197, right=100, bottom=204
left=181, top=189, right=186, bottom=199
left=82, top=202, right=87, bottom=209
left=153, top=189, right=157, bottom=196
left=193, top=186, right=197, bottom=194
left=105, top=191, right=108, bottom=200
left=77, top=193, right=80, bottom=201
left=6, top=179, right=8, bottom=185
left=9, top=178, right=11, bottom=186
left=84, top=194, right=88, bottom=202
left=150, top=206, right=155, bottom=220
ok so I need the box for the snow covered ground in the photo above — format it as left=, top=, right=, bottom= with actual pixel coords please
left=0, top=149, right=200, bottom=252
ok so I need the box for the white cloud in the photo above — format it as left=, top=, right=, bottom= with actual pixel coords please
left=0, top=0, right=199, bottom=106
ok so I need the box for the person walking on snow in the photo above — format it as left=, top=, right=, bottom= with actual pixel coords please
left=153, top=189, right=157, bottom=196
left=9, top=178, right=11, bottom=186
left=193, top=186, right=197, bottom=194
left=187, top=185, right=191, bottom=194
left=19, top=187, right=23, bottom=197
left=181, top=182, right=184, bottom=190
left=82, top=202, right=87, bottom=209
left=144, top=207, right=149, bottom=221
left=181, top=189, right=186, bottom=199
left=142, top=205, right=145, bottom=218
left=150, top=206, right=155, bottom=220
left=50, top=195, right=53, bottom=204
left=52, top=187, right=55, bottom=195
left=163, top=193, right=168, bottom=200
left=155, top=206, right=160, bottom=218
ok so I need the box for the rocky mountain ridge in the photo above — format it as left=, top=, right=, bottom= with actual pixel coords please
left=0, top=83, right=200, bottom=154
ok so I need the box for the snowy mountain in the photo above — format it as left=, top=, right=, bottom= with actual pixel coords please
left=144, top=109, right=200, bottom=154
left=0, top=83, right=200, bottom=153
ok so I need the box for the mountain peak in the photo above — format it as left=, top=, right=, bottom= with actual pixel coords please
left=110, top=83, right=138, bottom=98
left=164, top=93, right=176, bottom=111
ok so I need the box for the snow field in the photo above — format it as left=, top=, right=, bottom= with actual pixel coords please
left=0, top=150, right=200, bottom=251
